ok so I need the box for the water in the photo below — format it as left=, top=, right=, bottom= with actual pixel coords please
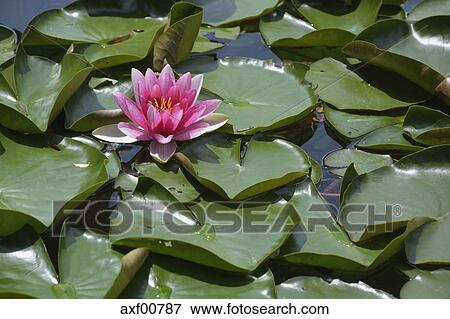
left=0, top=0, right=73, bottom=32
left=0, top=0, right=427, bottom=299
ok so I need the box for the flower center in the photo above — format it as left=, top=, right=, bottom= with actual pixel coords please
left=150, top=97, right=173, bottom=112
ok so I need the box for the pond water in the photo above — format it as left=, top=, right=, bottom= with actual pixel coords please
left=0, top=0, right=429, bottom=216
left=0, top=0, right=433, bottom=297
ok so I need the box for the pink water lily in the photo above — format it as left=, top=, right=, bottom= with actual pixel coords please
left=92, top=65, right=228, bottom=163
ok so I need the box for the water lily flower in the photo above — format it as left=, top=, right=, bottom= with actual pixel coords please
left=92, top=65, right=228, bottom=163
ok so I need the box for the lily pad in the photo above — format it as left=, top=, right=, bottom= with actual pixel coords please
left=378, top=5, right=406, bottom=20
left=405, top=214, right=450, bottom=265
left=402, top=105, right=450, bottom=146
left=176, top=133, right=311, bottom=200
left=324, top=149, right=393, bottom=177
left=305, top=58, right=430, bottom=112
left=153, top=2, right=203, bottom=70
left=324, top=104, right=404, bottom=139
left=0, top=25, right=16, bottom=65
left=176, top=56, right=317, bottom=134
left=260, top=12, right=354, bottom=47
left=193, top=27, right=240, bottom=53
left=0, top=225, right=122, bottom=298
left=343, top=17, right=450, bottom=94
left=135, top=161, right=203, bottom=203
left=277, top=276, right=393, bottom=299
left=340, top=145, right=450, bottom=242
left=65, top=78, right=131, bottom=132
left=0, top=47, right=92, bottom=133
left=121, top=254, right=276, bottom=298
left=0, top=128, right=109, bottom=236
left=293, top=0, right=382, bottom=34
left=278, top=179, right=423, bottom=272
left=110, top=178, right=298, bottom=272
left=24, top=1, right=166, bottom=68
left=407, top=0, right=450, bottom=21
left=356, top=124, right=424, bottom=153
left=187, top=0, right=280, bottom=27
left=400, top=269, right=450, bottom=298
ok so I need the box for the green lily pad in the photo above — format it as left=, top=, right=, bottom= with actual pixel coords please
left=136, top=161, right=203, bottom=203
left=24, top=1, right=166, bottom=68
left=0, top=225, right=122, bottom=298
left=0, top=128, right=109, bottom=236
left=0, top=47, right=92, bottom=133
left=305, top=58, right=430, bottom=112
left=0, top=26, right=16, bottom=65
left=260, top=12, right=354, bottom=47
left=277, top=276, right=393, bottom=299
left=324, top=149, right=393, bottom=176
left=176, top=56, right=317, bottom=134
left=278, top=179, right=423, bottom=272
left=293, top=0, right=382, bottom=34
left=400, top=269, right=450, bottom=298
left=187, top=0, right=280, bottom=27
left=0, top=226, right=57, bottom=298
left=403, top=105, right=450, bottom=146
left=407, top=0, right=450, bottom=21
left=193, top=26, right=240, bottom=53
left=177, top=133, right=311, bottom=200
left=378, top=5, right=406, bottom=20
left=308, top=156, right=322, bottom=185
left=121, top=254, right=276, bottom=298
left=343, top=17, right=450, bottom=94
left=110, top=178, right=298, bottom=272
left=153, top=2, right=203, bottom=70
left=405, top=214, right=450, bottom=265
left=65, top=78, right=131, bottom=132
left=324, top=105, right=404, bottom=139
left=356, top=124, right=424, bottom=153
left=340, top=145, right=450, bottom=242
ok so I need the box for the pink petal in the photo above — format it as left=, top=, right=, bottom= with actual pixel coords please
left=152, top=134, right=174, bottom=144
left=174, top=113, right=228, bottom=141
left=158, top=64, right=175, bottom=96
left=176, top=72, right=192, bottom=96
left=167, top=85, right=180, bottom=104
left=92, top=124, right=138, bottom=144
left=144, top=68, right=158, bottom=93
left=113, top=92, right=133, bottom=118
left=147, top=106, right=161, bottom=132
left=150, top=84, right=162, bottom=101
left=131, top=68, right=145, bottom=108
left=117, top=122, right=151, bottom=141
left=180, top=99, right=222, bottom=128
left=125, top=100, right=148, bottom=129
left=184, top=89, right=198, bottom=109
left=149, top=140, right=177, bottom=163
left=190, top=74, right=203, bottom=105
left=165, top=107, right=184, bottom=133
left=113, top=92, right=146, bottom=128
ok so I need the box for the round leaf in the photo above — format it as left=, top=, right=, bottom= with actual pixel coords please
left=305, top=58, right=430, bottom=112
left=176, top=56, right=317, bottom=134
left=340, top=145, right=450, bottom=242
left=403, top=105, right=450, bottom=146
left=0, top=128, right=109, bottom=236
left=187, top=0, right=280, bottom=27
left=121, top=254, right=276, bottom=299
left=177, top=133, right=311, bottom=200
left=277, top=276, right=393, bottom=299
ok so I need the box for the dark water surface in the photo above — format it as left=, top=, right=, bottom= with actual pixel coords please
left=0, top=0, right=429, bottom=298
left=0, top=0, right=428, bottom=206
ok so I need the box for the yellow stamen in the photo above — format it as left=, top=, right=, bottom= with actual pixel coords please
left=150, top=97, right=173, bottom=112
